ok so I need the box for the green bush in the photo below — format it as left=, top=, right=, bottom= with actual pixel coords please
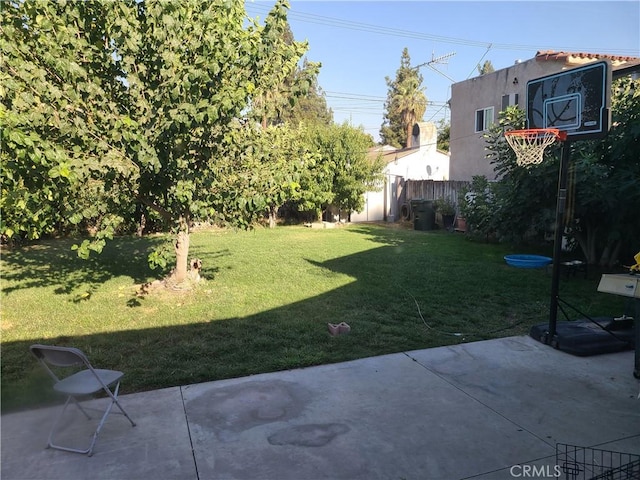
left=458, top=176, right=498, bottom=240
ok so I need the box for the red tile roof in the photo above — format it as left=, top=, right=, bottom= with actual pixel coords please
left=536, top=50, right=640, bottom=64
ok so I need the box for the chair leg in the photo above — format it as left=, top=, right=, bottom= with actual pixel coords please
left=47, top=383, right=135, bottom=456
left=48, top=396, right=93, bottom=455
left=86, top=382, right=135, bottom=456
left=87, top=396, right=117, bottom=456
left=106, top=382, right=136, bottom=427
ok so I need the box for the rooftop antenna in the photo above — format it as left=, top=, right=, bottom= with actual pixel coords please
left=413, top=51, right=457, bottom=83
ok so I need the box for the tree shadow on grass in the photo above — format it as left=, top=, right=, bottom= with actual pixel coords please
left=1, top=232, right=233, bottom=301
left=1, top=226, right=583, bottom=413
left=0, top=236, right=168, bottom=295
left=2, top=235, right=470, bottom=413
left=343, top=223, right=412, bottom=248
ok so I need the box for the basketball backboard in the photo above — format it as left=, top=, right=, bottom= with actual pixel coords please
left=526, top=61, right=611, bottom=140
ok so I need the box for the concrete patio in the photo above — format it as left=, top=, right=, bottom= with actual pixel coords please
left=2, top=335, right=639, bottom=480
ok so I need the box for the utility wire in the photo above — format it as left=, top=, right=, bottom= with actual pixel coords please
left=245, top=3, right=639, bottom=56
left=467, top=44, right=493, bottom=80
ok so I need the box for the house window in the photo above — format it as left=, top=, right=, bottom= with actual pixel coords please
left=501, top=93, right=519, bottom=111
left=475, top=106, right=494, bottom=132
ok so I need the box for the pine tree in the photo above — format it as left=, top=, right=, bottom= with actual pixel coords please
left=477, top=60, right=495, bottom=75
left=280, top=58, right=333, bottom=127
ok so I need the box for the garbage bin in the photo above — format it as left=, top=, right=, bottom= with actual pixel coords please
left=410, top=199, right=435, bottom=231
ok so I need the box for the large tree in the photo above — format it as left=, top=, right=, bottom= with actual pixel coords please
left=279, top=58, right=333, bottom=127
left=474, top=76, right=640, bottom=266
left=567, top=76, right=640, bottom=266
left=380, top=48, right=427, bottom=149
left=297, top=123, right=383, bottom=220
left=1, top=0, right=308, bottom=282
left=243, top=122, right=313, bottom=228
left=248, top=21, right=318, bottom=129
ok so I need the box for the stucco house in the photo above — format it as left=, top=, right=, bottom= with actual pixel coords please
left=350, top=122, right=450, bottom=222
left=448, top=51, right=640, bottom=181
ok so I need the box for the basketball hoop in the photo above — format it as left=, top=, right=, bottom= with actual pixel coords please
left=504, top=128, right=567, bottom=167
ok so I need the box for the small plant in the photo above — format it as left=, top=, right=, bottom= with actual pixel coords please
left=433, top=197, right=456, bottom=216
left=458, top=176, right=498, bottom=239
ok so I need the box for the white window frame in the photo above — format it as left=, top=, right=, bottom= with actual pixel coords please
left=475, top=106, right=494, bottom=133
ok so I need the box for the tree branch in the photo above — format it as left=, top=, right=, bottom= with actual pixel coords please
left=136, top=195, right=173, bottom=223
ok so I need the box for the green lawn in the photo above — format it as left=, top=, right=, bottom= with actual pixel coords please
left=0, top=223, right=624, bottom=412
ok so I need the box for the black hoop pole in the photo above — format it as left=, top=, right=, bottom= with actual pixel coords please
left=548, top=138, right=571, bottom=342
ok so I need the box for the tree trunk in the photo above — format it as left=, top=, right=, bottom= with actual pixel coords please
left=173, top=228, right=190, bottom=283
left=268, top=205, right=277, bottom=229
left=599, top=239, right=622, bottom=268
left=136, top=212, right=146, bottom=237
left=405, top=123, right=412, bottom=149
left=576, top=222, right=599, bottom=265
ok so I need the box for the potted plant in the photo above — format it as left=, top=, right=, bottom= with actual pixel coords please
left=434, top=197, right=456, bottom=231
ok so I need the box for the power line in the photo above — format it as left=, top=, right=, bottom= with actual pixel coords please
left=245, top=3, right=639, bottom=56
left=324, top=91, right=386, bottom=101
left=325, top=91, right=448, bottom=106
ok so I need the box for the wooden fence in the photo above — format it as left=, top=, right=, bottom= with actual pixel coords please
left=402, top=180, right=469, bottom=206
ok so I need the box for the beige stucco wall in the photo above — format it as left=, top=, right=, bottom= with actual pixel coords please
left=449, top=58, right=567, bottom=181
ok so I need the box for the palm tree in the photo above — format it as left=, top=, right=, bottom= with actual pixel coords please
left=393, top=76, right=427, bottom=148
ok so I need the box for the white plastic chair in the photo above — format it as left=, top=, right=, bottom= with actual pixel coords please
left=29, top=344, right=136, bottom=456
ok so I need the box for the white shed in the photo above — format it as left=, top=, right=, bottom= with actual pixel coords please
left=351, top=122, right=450, bottom=222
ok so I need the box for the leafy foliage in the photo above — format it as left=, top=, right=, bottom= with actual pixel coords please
left=458, top=176, right=498, bottom=240
left=477, top=60, right=495, bottom=75
left=567, top=76, right=640, bottom=265
left=481, top=106, right=560, bottom=244
left=296, top=123, right=382, bottom=219
left=279, top=59, right=333, bottom=127
left=234, top=122, right=313, bottom=228
left=464, top=77, right=640, bottom=267
left=380, top=48, right=427, bottom=148
left=1, top=0, right=132, bottom=243
left=247, top=16, right=318, bottom=128
left=437, top=120, right=450, bottom=152
left=1, top=0, right=311, bottom=280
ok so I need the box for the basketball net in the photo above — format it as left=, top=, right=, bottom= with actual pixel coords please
left=504, top=129, right=565, bottom=167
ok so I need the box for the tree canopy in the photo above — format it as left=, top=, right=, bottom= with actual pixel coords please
left=437, top=120, right=450, bottom=152
left=1, top=0, right=311, bottom=282
left=279, top=59, right=333, bottom=127
left=296, top=123, right=382, bottom=221
left=477, top=60, right=495, bottom=75
left=462, top=76, right=640, bottom=267
left=380, top=48, right=427, bottom=149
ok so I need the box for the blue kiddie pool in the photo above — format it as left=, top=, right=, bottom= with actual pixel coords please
left=504, top=254, right=553, bottom=269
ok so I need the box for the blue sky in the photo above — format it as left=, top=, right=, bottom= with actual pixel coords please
left=245, top=1, right=640, bottom=142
